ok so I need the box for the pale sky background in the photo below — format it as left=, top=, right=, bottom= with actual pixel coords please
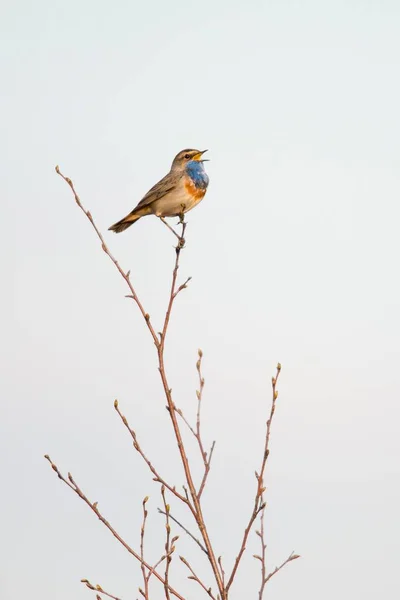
left=2, top=1, right=400, bottom=599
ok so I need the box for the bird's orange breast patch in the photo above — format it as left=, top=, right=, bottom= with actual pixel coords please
left=184, top=179, right=206, bottom=201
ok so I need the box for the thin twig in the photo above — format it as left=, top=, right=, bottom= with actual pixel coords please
left=254, top=495, right=267, bottom=600
left=179, top=556, right=217, bottom=600
left=157, top=508, right=208, bottom=555
left=218, top=556, right=225, bottom=589
left=81, top=579, right=122, bottom=600
left=195, top=351, right=215, bottom=498
left=172, top=276, right=192, bottom=299
left=55, top=167, right=159, bottom=349
left=161, top=486, right=173, bottom=600
left=175, top=350, right=216, bottom=499
left=146, top=555, right=167, bottom=587
left=140, top=497, right=150, bottom=600
left=225, top=364, right=282, bottom=593
left=114, top=400, right=190, bottom=507
left=264, top=552, right=300, bottom=585
left=175, top=407, right=197, bottom=438
left=44, top=455, right=186, bottom=600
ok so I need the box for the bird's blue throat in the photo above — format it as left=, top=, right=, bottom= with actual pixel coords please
left=186, top=160, right=209, bottom=190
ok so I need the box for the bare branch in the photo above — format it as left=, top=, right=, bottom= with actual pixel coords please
left=264, top=552, right=300, bottom=584
left=55, top=167, right=159, bottom=349
left=146, top=555, right=167, bottom=587
left=81, top=579, right=122, bottom=600
left=255, top=508, right=301, bottom=596
left=113, top=400, right=190, bottom=507
left=140, top=496, right=150, bottom=600
left=44, top=455, right=186, bottom=600
left=175, top=407, right=197, bottom=438
left=161, top=487, right=173, bottom=600
left=255, top=497, right=267, bottom=600
left=157, top=508, right=208, bottom=555
left=179, top=556, right=217, bottom=600
left=175, top=350, right=216, bottom=499
left=173, top=276, right=192, bottom=299
left=195, top=351, right=215, bottom=498
left=225, top=364, right=283, bottom=592
left=217, top=556, right=225, bottom=589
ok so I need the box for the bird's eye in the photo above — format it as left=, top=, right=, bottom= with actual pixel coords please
left=184, top=153, right=191, bottom=159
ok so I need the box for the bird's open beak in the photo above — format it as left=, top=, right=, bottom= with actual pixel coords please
left=194, top=149, right=209, bottom=161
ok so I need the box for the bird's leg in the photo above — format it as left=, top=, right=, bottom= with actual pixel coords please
left=159, top=217, right=181, bottom=241
left=177, top=205, right=187, bottom=250
left=178, top=204, right=186, bottom=225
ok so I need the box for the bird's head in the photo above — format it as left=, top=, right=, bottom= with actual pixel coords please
left=171, top=149, right=208, bottom=171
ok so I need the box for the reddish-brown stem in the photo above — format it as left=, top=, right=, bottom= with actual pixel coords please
left=157, top=508, right=207, bottom=555
left=195, top=352, right=215, bottom=498
left=225, top=364, right=282, bottom=593
left=218, top=556, right=225, bottom=589
left=45, top=456, right=186, bottom=600
left=156, top=228, right=225, bottom=599
left=140, top=497, right=149, bottom=600
left=55, top=166, right=159, bottom=349
left=114, top=400, right=190, bottom=507
left=146, top=555, right=167, bottom=587
left=161, top=486, right=173, bottom=600
left=255, top=497, right=267, bottom=600
left=179, top=556, right=217, bottom=600
left=175, top=351, right=215, bottom=499
left=81, top=579, right=122, bottom=600
left=264, top=552, right=300, bottom=586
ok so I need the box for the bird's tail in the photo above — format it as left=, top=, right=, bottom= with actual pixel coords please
left=108, top=207, right=151, bottom=233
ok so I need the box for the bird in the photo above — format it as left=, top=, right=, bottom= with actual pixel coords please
left=108, top=149, right=210, bottom=233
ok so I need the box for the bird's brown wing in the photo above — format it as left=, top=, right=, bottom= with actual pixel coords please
left=108, top=171, right=181, bottom=233
left=133, top=171, right=180, bottom=211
